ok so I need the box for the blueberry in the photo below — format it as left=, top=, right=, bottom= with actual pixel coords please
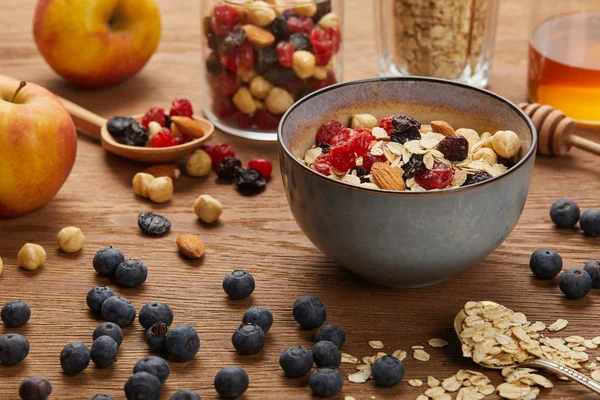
left=139, top=302, right=174, bottom=330
left=19, top=376, right=52, bottom=400
left=309, top=368, right=343, bottom=397
left=170, top=389, right=201, bottom=400
left=86, top=285, right=116, bottom=314
left=314, top=323, right=346, bottom=348
left=93, top=322, right=124, bottom=346
left=93, top=247, right=125, bottom=277
left=232, top=323, right=265, bottom=355
left=60, top=342, right=90, bottom=375
left=313, top=340, right=341, bottom=368
left=529, top=249, right=563, bottom=280
left=279, top=345, right=313, bottom=378
left=222, top=270, right=255, bottom=300
left=146, top=323, right=168, bottom=353
left=133, top=356, right=170, bottom=385
left=91, top=336, right=118, bottom=368
left=581, top=209, right=600, bottom=237
left=89, top=395, right=115, bottom=400
left=584, top=260, right=600, bottom=288
left=124, top=372, right=162, bottom=400
left=559, top=269, right=593, bottom=299
left=214, top=366, right=249, bottom=399
left=0, top=333, right=29, bottom=365
left=113, top=259, right=148, bottom=288
left=165, top=324, right=200, bottom=362
left=101, top=296, right=136, bottom=328
left=550, top=199, right=580, bottom=229
left=371, top=355, right=405, bottom=387
left=1, top=300, right=31, bottom=328
left=293, top=296, right=326, bottom=330
left=242, top=307, right=273, bottom=333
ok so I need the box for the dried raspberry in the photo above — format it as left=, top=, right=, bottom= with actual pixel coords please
left=151, top=128, right=178, bottom=148
left=213, top=71, right=239, bottom=96
left=328, top=26, right=342, bottom=53
left=212, top=4, right=239, bottom=36
left=330, top=128, right=357, bottom=147
left=390, top=115, right=421, bottom=144
left=222, top=26, right=247, bottom=52
left=415, top=162, right=453, bottom=190
left=463, top=171, right=493, bottom=186
left=170, top=98, right=194, bottom=117
left=248, top=159, right=273, bottom=179
left=350, top=130, right=373, bottom=157
left=330, top=142, right=356, bottom=172
left=287, top=16, right=314, bottom=34
left=402, top=154, right=425, bottom=179
left=142, top=107, right=166, bottom=128
left=255, top=109, right=281, bottom=130
left=309, top=27, right=332, bottom=53
left=378, top=117, right=394, bottom=135
left=276, top=41, right=295, bottom=68
left=209, top=143, right=236, bottom=168
left=314, top=154, right=331, bottom=176
left=236, top=41, right=255, bottom=70
left=362, top=152, right=386, bottom=172
left=315, top=120, right=344, bottom=144
left=437, top=135, right=469, bottom=161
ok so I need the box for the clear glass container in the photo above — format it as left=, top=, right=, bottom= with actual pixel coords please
left=528, top=0, right=600, bottom=126
left=201, top=0, right=344, bottom=141
left=374, top=0, right=499, bottom=88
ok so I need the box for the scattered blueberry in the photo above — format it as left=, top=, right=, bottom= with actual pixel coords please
left=1, top=300, right=31, bottom=328
left=314, top=323, right=346, bottom=348
left=60, top=342, right=90, bottom=375
left=371, top=355, right=405, bottom=387
left=146, top=323, right=168, bottom=353
left=580, top=209, right=600, bottom=237
left=0, top=333, right=29, bottom=365
left=232, top=323, right=265, bottom=355
left=124, top=372, right=162, bottom=400
left=89, top=395, right=115, bottom=400
left=113, top=259, right=148, bottom=288
left=86, top=285, right=116, bottom=314
left=559, top=269, right=593, bottom=299
left=293, top=296, right=326, bottom=330
left=313, top=340, right=341, bottom=368
left=91, top=336, right=118, bottom=369
left=165, top=324, right=200, bottom=362
left=19, top=376, right=52, bottom=400
left=139, top=302, right=174, bottom=330
left=529, top=248, right=563, bottom=279
left=222, top=270, right=255, bottom=300
left=309, top=368, right=343, bottom=397
left=101, top=296, right=136, bottom=328
left=583, top=260, right=600, bottom=288
left=133, top=356, right=170, bottom=385
left=279, top=345, right=313, bottom=378
left=93, top=322, right=124, bottom=346
left=93, top=247, right=125, bottom=277
left=170, top=390, right=201, bottom=400
left=549, top=199, right=580, bottom=229
left=214, top=366, right=249, bottom=399
left=242, top=307, right=273, bottom=333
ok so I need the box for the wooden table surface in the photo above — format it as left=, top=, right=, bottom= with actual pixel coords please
left=1, top=0, right=599, bottom=399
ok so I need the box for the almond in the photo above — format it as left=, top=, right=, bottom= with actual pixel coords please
left=143, top=164, right=181, bottom=180
left=431, top=120, right=455, bottom=136
left=242, top=24, right=275, bottom=46
left=171, top=116, right=205, bottom=138
left=176, top=234, right=205, bottom=259
left=371, top=162, right=406, bottom=190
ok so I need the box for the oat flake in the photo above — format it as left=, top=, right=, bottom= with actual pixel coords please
left=368, top=340, right=384, bottom=349
left=548, top=319, right=568, bottom=332
left=413, top=349, right=430, bottom=362
left=428, top=338, right=449, bottom=348
left=408, top=379, right=423, bottom=387
left=348, top=366, right=371, bottom=383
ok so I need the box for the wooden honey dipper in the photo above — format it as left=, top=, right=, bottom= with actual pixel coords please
left=518, top=102, right=600, bottom=156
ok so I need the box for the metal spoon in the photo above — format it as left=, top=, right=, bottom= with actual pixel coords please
left=454, top=301, right=600, bottom=394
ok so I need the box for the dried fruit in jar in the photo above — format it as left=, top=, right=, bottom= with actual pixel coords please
left=138, top=212, right=172, bottom=237
left=222, top=26, right=247, bottom=53
left=256, top=46, right=279, bottom=74
left=268, top=15, right=290, bottom=42
left=212, top=4, right=239, bottom=36
left=234, top=168, right=267, bottom=191
left=289, top=32, right=313, bottom=52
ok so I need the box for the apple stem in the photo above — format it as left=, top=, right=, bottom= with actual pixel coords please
left=10, top=81, right=27, bottom=103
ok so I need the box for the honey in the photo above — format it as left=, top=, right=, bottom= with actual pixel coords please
left=528, top=12, right=600, bottom=125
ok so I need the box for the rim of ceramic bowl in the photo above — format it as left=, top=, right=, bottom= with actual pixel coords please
left=277, top=76, right=538, bottom=196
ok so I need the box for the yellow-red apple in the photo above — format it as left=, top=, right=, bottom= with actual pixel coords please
left=33, top=0, right=161, bottom=88
left=0, top=78, right=77, bottom=218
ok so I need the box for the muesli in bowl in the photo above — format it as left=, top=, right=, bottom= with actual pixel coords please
left=300, top=114, right=522, bottom=191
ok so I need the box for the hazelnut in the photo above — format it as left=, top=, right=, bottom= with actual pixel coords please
left=18, top=243, right=46, bottom=271
left=148, top=121, right=163, bottom=140
left=249, top=75, right=273, bottom=100
left=148, top=176, right=174, bottom=203
left=492, top=130, right=521, bottom=158
left=132, top=172, right=155, bottom=198
left=186, top=149, right=212, bottom=177
left=292, top=50, right=316, bottom=79
left=248, top=1, right=276, bottom=26
left=233, top=87, right=257, bottom=114
left=57, top=226, right=85, bottom=253
left=254, top=99, right=264, bottom=110
left=293, top=0, right=317, bottom=17
left=237, top=67, right=257, bottom=83
left=318, top=12, right=341, bottom=29
left=312, top=66, right=328, bottom=80
left=194, top=194, right=223, bottom=224
left=265, top=87, right=294, bottom=115
left=472, top=148, right=498, bottom=165
left=350, top=114, right=378, bottom=130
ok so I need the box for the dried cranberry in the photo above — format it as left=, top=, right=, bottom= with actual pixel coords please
left=209, top=143, right=236, bottom=168
left=314, top=50, right=333, bottom=66
left=280, top=77, right=306, bottom=95
left=142, top=107, right=166, bottom=128
left=213, top=4, right=239, bottom=36
left=221, top=52, right=238, bottom=72
left=402, top=154, right=425, bottom=179
left=255, top=109, right=281, bottom=130
left=213, top=71, right=239, bottom=96
left=315, top=120, right=344, bottom=144
left=289, top=33, right=312, bottom=52
left=213, top=96, right=236, bottom=120
left=437, top=135, right=469, bottom=161
left=328, top=26, right=342, bottom=53
left=217, top=157, right=242, bottom=180
left=330, top=128, right=355, bottom=147
left=313, top=154, right=332, bottom=176
left=317, top=142, right=331, bottom=154
left=222, top=26, right=247, bottom=53
left=352, top=166, right=369, bottom=183
left=276, top=41, right=295, bottom=68
left=269, top=15, right=290, bottom=41
left=463, top=171, right=493, bottom=186
left=170, top=98, right=194, bottom=118
left=390, top=115, right=421, bottom=144
left=362, top=152, right=386, bottom=172
left=287, top=16, right=314, bottom=34
left=256, top=46, right=279, bottom=73
left=415, top=162, right=453, bottom=190
left=350, top=130, right=373, bottom=157
left=309, top=27, right=333, bottom=53
left=151, top=128, right=178, bottom=148
left=248, top=159, right=273, bottom=179
left=234, top=168, right=267, bottom=191
left=236, top=41, right=255, bottom=70
left=378, top=117, right=394, bottom=135
left=330, top=142, right=356, bottom=172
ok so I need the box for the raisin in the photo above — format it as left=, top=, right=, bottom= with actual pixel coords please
left=402, top=154, right=425, bottom=180
left=352, top=166, right=369, bottom=183
left=389, top=115, right=421, bottom=144
left=107, top=117, right=135, bottom=138
left=497, top=156, right=514, bottom=168
left=312, top=0, right=332, bottom=23
left=289, top=33, right=312, bottom=52
left=217, top=157, right=242, bottom=180
left=269, top=15, right=290, bottom=42
left=256, top=46, right=279, bottom=74
left=317, top=142, right=331, bottom=154
left=463, top=171, right=493, bottom=186
left=110, top=119, right=148, bottom=147
left=222, top=26, right=247, bottom=53
left=437, top=135, right=469, bottom=161
left=207, top=31, right=219, bottom=54
left=234, top=168, right=267, bottom=191
left=262, top=66, right=296, bottom=85
left=206, top=52, right=224, bottom=75
left=138, top=212, right=172, bottom=237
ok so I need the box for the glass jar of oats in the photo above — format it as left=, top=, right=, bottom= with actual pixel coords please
left=374, top=0, right=499, bottom=88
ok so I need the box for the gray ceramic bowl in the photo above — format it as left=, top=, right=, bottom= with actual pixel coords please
left=278, top=77, right=537, bottom=288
